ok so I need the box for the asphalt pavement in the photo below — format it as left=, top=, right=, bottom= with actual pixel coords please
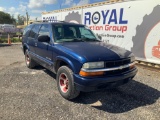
left=0, top=45, right=159, bottom=120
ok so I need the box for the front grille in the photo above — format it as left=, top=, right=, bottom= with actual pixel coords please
left=105, top=58, right=131, bottom=68
left=105, top=67, right=130, bottom=76
left=104, top=58, right=131, bottom=76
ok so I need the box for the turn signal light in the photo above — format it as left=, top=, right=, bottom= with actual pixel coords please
left=130, top=64, right=135, bottom=69
left=79, top=70, right=104, bottom=77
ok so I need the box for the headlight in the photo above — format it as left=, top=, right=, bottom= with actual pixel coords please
left=82, top=62, right=104, bottom=69
left=130, top=56, right=135, bottom=63
left=80, top=62, right=105, bottom=77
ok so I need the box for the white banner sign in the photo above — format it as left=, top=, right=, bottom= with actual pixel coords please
left=42, top=0, right=160, bottom=64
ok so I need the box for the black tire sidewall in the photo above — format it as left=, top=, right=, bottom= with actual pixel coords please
left=57, top=66, right=76, bottom=99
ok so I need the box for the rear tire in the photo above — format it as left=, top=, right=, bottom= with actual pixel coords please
left=25, top=49, right=37, bottom=69
left=57, top=66, right=80, bottom=100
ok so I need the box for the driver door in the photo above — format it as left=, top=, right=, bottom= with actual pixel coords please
left=35, top=24, right=53, bottom=69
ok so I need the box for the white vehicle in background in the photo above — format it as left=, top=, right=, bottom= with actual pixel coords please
left=0, top=24, right=15, bottom=29
left=0, top=24, right=18, bottom=33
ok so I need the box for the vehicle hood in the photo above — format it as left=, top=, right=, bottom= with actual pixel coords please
left=56, top=42, right=133, bottom=62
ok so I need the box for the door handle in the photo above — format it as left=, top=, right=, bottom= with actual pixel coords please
left=35, top=43, right=37, bottom=46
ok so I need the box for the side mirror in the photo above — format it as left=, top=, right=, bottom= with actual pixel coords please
left=98, top=35, right=102, bottom=40
left=38, top=35, right=50, bottom=43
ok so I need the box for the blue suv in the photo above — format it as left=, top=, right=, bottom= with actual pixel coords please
left=22, top=21, right=137, bottom=100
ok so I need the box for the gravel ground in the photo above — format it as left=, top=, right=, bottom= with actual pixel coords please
left=0, top=44, right=23, bottom=70
left=0, top=45, right=159, bottom=120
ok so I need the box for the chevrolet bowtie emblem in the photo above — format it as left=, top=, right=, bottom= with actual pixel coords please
left=119, top=66, right=123, bottom=70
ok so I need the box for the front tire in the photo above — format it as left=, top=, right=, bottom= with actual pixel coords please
left=25, top=49, right=37, bottom=69
left=57, top=66, right=80, bottom=100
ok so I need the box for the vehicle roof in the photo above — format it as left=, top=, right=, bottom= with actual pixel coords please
left=32, top=21, right=85, bottom=26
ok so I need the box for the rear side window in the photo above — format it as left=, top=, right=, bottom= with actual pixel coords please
left=23, top=24, right=33, bottom=36
left=38, top=24, right=50, bottom=36
left=29, top=24, right=41, bottom=38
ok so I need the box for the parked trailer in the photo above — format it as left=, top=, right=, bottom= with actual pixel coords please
left=42, top=0, right=160, bottom=65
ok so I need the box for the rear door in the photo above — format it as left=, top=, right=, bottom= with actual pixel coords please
left=22, top=24, right=33, bottom=50
left=27, top=24, right=41, bottom=54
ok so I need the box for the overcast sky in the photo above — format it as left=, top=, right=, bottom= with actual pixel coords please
left=0, top=0, right=106, bottom=20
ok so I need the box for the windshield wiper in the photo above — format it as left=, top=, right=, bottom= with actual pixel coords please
left=82, top=37, right=100, bottom=42
left=72, top=38, right=85, bottom=42
left=55, top=38, right=85, bottom=43
left=56, top=38, right=100, bottom=42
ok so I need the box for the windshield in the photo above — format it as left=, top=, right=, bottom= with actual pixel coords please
left=52, top=24, right=100, bottom=43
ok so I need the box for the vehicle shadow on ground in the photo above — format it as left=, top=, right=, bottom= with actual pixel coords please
left=44, top=69, right=57, bottom=79
left=36, top=67, right=57, bottom=79
left=41, top=69, right=160, bottom=113
left=73, top=80, right=160, bottom=113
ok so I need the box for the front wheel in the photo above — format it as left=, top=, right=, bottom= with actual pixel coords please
left=56, top=66, right=80, bottom=100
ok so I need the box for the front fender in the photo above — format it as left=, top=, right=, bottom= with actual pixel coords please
left=23, top=43, right=30, bottom=54
left=56, top=56, right=77, bottom=73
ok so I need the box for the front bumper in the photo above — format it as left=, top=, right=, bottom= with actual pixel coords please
left=74, top=68, right=137, bottom=92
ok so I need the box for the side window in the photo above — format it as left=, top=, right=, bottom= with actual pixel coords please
left=23, top=24, right=33, bottom=36
left=29, top=24, right=41, bottom=38
left=38, top=24, right=50, bottom=36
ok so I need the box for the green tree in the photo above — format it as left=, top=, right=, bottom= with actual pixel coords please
left=17, top=14, right=26, bottom=25
left=11, top=15, right=16, bottom=25
left=0, top=11, right=16, bottom=24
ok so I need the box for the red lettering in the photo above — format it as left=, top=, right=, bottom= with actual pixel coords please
left=105, top=24, right=127, bottom=33
left=122, top=26, right=127, bottom=33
